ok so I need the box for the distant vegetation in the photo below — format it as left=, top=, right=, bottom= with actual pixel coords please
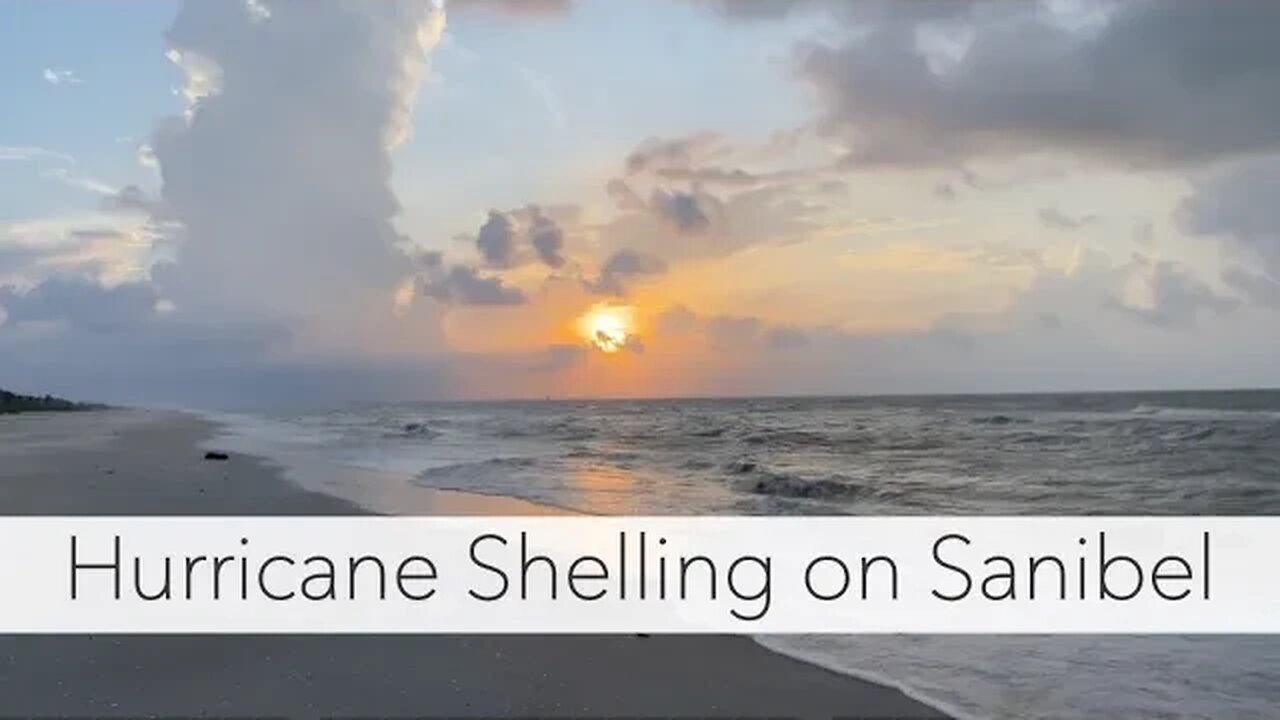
left=0, top=388, right=106, bottom=414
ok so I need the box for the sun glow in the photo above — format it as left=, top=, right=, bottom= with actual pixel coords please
left=578, top=304, right=635, bottom=353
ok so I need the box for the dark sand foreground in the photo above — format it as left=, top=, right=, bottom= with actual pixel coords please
left=0, top=410, right=948, bottom=719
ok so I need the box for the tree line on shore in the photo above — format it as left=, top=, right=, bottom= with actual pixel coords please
left=0, top=388, right=105, bottom=414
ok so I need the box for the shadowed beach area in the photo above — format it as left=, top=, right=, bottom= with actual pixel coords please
left=0, top=409, right=948, bottom=719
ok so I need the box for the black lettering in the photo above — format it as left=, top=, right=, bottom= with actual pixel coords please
left=184, top=556, right=207, bottom=600
left=70, top=534, right=121, bottom=600
left=213, top=555, right=236, bottom=600
left=1099, top=531, right=1143, bottom=601
left=301, top=555, right=336, bottom=600
left=520, top=531, right=556, bottom=600
left=981, top=556, right=1015, bottom=601
left=396, top=556, right=438, bottom=601
left=678, top=555, right=716, bottom=601
left=727, top=555, right=771, bottom=621
left=805, top=555, right=850, bottom=601
left=259, top=555, right=296, bottom=601
left=932, top=533, right=972, bottom=601
left=1152, top=555, right=1192, bottom=601
left=469, top=533, right=509, bottom=601
left=861, top=555, right=898, bottom=600
left=568, top=556, right=608, bottom=601
left=1029, top=555, right=1067, bottom=600
left=348, top=555, right=387, bottom=600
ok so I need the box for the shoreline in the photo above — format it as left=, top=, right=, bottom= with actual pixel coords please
left=0, top=408, right=951, bottom=719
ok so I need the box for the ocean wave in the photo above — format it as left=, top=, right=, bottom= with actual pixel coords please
left=487, top=419, right=599, bottom=442
left=737, top=472, right=866, bottom=500
left=416, top=456, right=539, bottom=484
left=970, top=414, right=1030, bottom=426
left=1129, top=403, right=1280, bottom=421
left=389, top=422, right=442, bottom=440
left=724, top=460, right=866, bottom=500
left=740, top=429, right=834, bottom=448
left=680, top=458, right=717, bottom=471
left=689, top=426, right=727, bottom=438
left=563, top=447, right=644, bottom=463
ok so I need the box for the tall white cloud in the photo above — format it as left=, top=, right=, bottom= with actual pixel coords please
left=150, top=0, right=446, bottom=340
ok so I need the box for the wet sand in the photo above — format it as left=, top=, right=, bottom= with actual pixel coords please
left=0, top=409, right=948, bottom=719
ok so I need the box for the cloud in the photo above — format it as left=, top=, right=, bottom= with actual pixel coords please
left=42, top=68, right=81, bottom=85
left=1107, top=260, right=1239, bottom=329
left=699, top=0, right=813, bottom=21
left=597, top=132, right=849, bottom=263
left=532, top=343, right=588, bottom=372
left=798, top=2, right=1280, bottom=167
left=625, top=132, right=724, bottom=175
left=0, top=215, right=161, bottom=287
left=149, top=0, right=445, bottom=330
left=0, top=146, right=75, bottom=164
left=466, top=206, right=571, bottom=269
left=475, top=210, right=517, bottom=268
left=654, top=303, right=810, bottom=353
left=605, top=179, right=646, bottom=211
left=3, top=0, right=452, bottom=406
left=0, top=245, right=44, bottom=278
left=1223, top=267, right=1280, bottom=308
left=42, top=167, right=117, bottom=196
left=586, top=249, right=667, bottom=296
left=624, top=132, right=769, bottom=188
left=419, top=265, right=526, bottom=306
left=650, top=188, right=720, bottom=233
left=1133, top=221, right=1155, bottom=246
left=0, top=275, right=158, bottom=332
left=1180, top=156, right=1280, bottom=278
left=1038, top=207, right=1098, bottom=230
left=655, top=166, right=763, bottom=187
left=102, top=185, right=166, bottom=217
left=528, top=208, right=566, bottom=268
left=447, top=0, right=572, bottom=18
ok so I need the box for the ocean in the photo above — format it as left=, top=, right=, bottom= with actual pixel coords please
left=204, top=390, right=1280, bottom=719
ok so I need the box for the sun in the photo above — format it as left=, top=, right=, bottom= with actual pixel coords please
left=577, top=304, right=635, bottom=354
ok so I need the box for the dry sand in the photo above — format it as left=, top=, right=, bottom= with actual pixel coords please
left=0, top=409, right=948, bottom=719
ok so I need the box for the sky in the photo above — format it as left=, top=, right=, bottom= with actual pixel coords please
left=2, top=0, right=1279, bottom=408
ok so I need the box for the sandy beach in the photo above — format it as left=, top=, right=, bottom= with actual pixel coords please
left=0, top=409, right=947, bottom=719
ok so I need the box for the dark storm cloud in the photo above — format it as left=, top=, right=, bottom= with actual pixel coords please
left=1180, top=157, right=1280, bottom=275
left=799, top=1, right=1280, bottom=167
left=1179, top=155, right=1280, bottom=309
